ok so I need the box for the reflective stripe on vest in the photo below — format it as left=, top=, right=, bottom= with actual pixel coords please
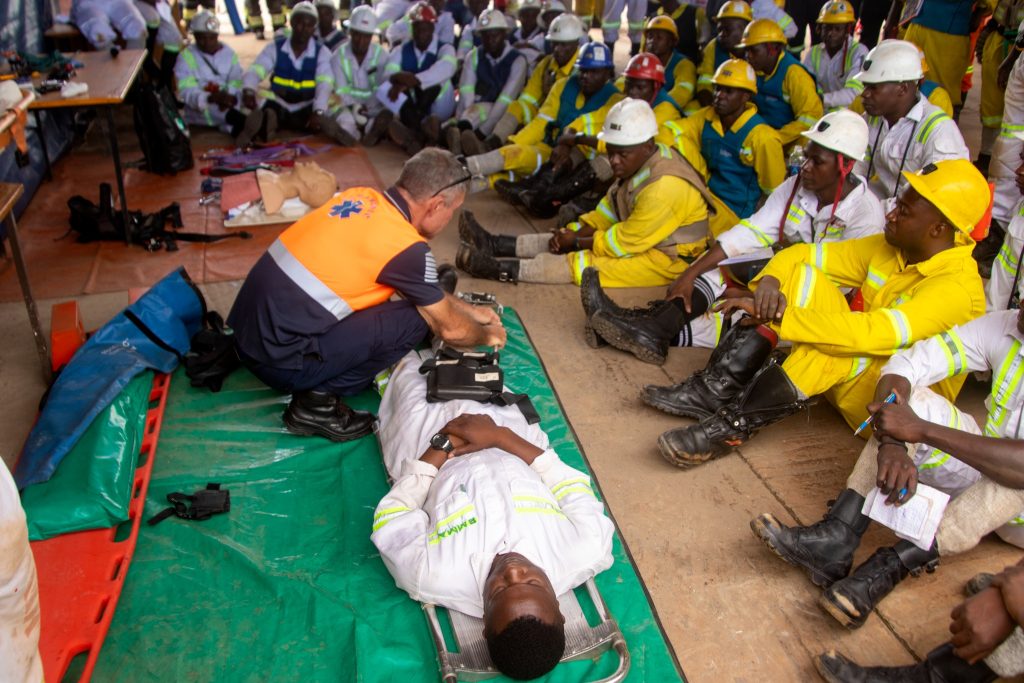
left=269, top=239, right=355, bottom=320
left=270, top=37, right=321, bottom=103
left=702, top=112, right=765, bottom=218
left=339, top=44, right=381, bottom=101
left=754, top=52, right=814, bottom=130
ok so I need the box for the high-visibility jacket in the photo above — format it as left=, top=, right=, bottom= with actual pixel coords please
left=988, top=198, right=1024, bottom=311
left=660, top=50, right=698, bottom=113
left=243, top=35, right=335, bottom=112
left=666, top=104, right=786, bottom=218
left=509, top=75, right=622, bottom=148
left=753, top=50, right=823, bottom=147
left=655, top=1, right=708, bottom=63
left=993, top=20, right=1024, bottom=224
left=372, top=352, right=614, bottom=618
left=856, top=96, right=969, bottom=200
left=175, top=43, right=243, bottom=131
left=384, top=36, right=459, bottom=96
left=803, top=37, right=869, bottom=110
left=752, top=235, right=985, bottom=363
left=508, top=50, right=577, bottom=125
left=457, top=44, right=528, bottom=129
left=333, top=41, right=386, bottom=109
left=696, top=38, right=732, bottom=97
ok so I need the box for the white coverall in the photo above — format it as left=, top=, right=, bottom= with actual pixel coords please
left=135, top=0, right=183, bottom=53
left=71, top=0, right=147, bottom=49
left=456, top=44, right=528, bottom=136
left=751, top=0, right=797, bottom=39
left=0, top=464, right=43, bottom=683
left=510, top=25, right=546, bottom=67
left=374, top=0, right=414, bottom=34
left=243, top=37, right=336, bottom=114
left=683, top=174, right=885, bottom=348
left=371, top=351, right=615, bottom=617
left=802, top=37, right=869, bottom=110
left=601, top=0, right=646, bottom=46
left=331, top=41, right=387, bottom=137
left=385, top=11, right=457, bottom=46
left=384, top=36, right=458, bottom=120
left=989, top=200, right=1024, bottom=311
left=992, top=20, right=1024, bottom=226
left=856, top=96, right=970, bottom=201
left=174, top=43, right=244, bottom=132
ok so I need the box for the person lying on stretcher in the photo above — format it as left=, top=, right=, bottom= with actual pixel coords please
left=372, top=350, right=614, bottom=680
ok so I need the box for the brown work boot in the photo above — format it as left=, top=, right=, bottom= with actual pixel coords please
left=388, top=119, right=423, bottom=155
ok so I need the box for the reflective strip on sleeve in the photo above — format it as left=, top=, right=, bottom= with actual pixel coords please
left=985, top=340, right=1024, bottom=436
left=865, top=266, right=888, bottom=290
left=996, top=239, right=1021, bottom=276
left=268, top=239, right=355, bottom=320
left=919, top=408, right=961, bottom=470
left=603, top=226, right=630, bottom=257
left=596, top=198, right=617, bottom=222
left=813, top=243, right=827, bottom=272
left=796, top=263, right=817, bottom=307
left=739, top=219, right=775, bottom=247
left=372, top=505, right=411, bottom=531
left=938, top=329, right=968, bottom=377
left=917, top=110, right=950, bottom=144
left=881, top=308, right=912, bottom=350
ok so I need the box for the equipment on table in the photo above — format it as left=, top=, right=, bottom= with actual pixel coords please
left=423, top=578, right=630, bottom=683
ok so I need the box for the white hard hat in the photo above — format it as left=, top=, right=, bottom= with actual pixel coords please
left=543, top=0, right=567, bottom=12
left=546, top=12, right=584, bottom=41
left=477, top=8, right=511, bottom=30
left=189, top=9, right=220, bottom=33
left=344, top=5, right=379, bottom=33
left=801, top=109, right=870, bottom=161
left=315, top=0, right=336, bottom=7
left=599, top=98, right=658, bottom=146
left=291, top=1, right=318, bottom=21
left=516, top=0, right=543, bottom=12
left=856, top=39, right=923, bottom=84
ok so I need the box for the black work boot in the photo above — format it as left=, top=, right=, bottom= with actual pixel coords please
left=816, top=643, right=997, bottom=683
left=658, top=362, right=810, bottom=468
left=494, top=164, right=555, bottom=206
left=590, top=299, right=689, bottom=365
left=579, top=267, right=657, bottom=348
left=458, top=211, right=518, bottom=257
left=437, top=263, right=458, bottom=294
left=642, top=323, right=777, bottom=419
left=520, top=162, right=598, bottom=219
left=750, top=489, right=869, bottom=588
left=820, top=539, right=940, bottom=629
left=456, top=242, right=519, bottom=282
left=283, top=391, right=376, bottom=442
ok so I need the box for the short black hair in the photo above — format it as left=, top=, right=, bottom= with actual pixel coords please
left=485, top=615, right=565, bottom=680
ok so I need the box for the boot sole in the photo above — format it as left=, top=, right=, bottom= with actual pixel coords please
left=283, top=412, right=375, bottom=443
left=641, top=390, right=714, bottom=420
left=583, top=324, right=605, bottom=348
left=818, top=589, right=866, bottom=629
left=812, top=655, right=847, bottom=683
left=656, top=433, right=722, bottom=469
left=749, top=514, right=841, bottom=588
left=590, top=314, right=666, bottom=365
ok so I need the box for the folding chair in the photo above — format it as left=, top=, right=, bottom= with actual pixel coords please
left=422, top=578, right=630, bottom=682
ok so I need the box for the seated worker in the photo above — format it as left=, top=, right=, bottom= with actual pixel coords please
left=509, top=0, right=546, bottom=66
left=818, top=560, right=1024, bottom=682
left=175, top=11, right=245, bottom=136
left=976, top=1, right=1024, bottom=172
left=849, top=48, right=956, bottom=119
left=315, top=0, right=345, bottom=52
left=854, top=40, right=969, bottom=202
left=372, top=352, right=614, bottom=681
left=245, top=0, right=286, bottom=38
left=802, top=0, right=868, bottom=111
left=988, top=135, right=1024, bottom=312
left=226, top=149, right=505, bottom=442
left=383, top=2, right=458, bottom=155
left=666, top=58, right=785, bottom=220
left=322, top=6, right=388, bottom=147
left=445, top=10, right=528, bottom=156
left=71, top=0, right=147, bottom=50
left=238, top=2, right=335, bottom=147
left=695, top=1, right=752, bottom=110
left=751, top=303, right=1024, bottom=633
left=599, top=0, right=645, bottom=58
left=482, top=13, right=586, bottom=153
left=503, top=52, right=685, bottom=219
left=539, top=0, right=568, bottom=31
left=646, top=158, right=988, bottom=468
left=737, top=18, right=823, bottom=149
left=384, top=0, right=457, bottom=47
left=457, top=0, right=491, bottom=59
left=592, top=109, right=881, bottom=364
left=456, top=98, right=718, bottom=288
left=641, top=16, right=698, bottom=114
left=653, top=0, right=710, bottom=65
left=463, top=42, right=620, bottom=190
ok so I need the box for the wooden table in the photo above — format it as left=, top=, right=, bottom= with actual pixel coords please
left=29, top=49, right=147, bottom=243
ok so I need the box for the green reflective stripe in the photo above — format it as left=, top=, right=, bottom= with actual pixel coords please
left=178, top=76, right=200, bottom=88
left=845, top=356, right=870, bottom=381
left=996, top=239, right=1020, bottom=276
left=797, top=114, right=817, bottom=126
left=521, top=92, right=539, bottom=105
left=555, top=485, right=594, bottom=500
left=181, top=49, right=199, bottom=71
left=1010, top=516, right=1024, bottom=526
left=385, top=62, right=401, bottom=74
left=664, top=120, right=685, bottom=138
left=572, top=250, right=590, bottom=281
left=938, top=330, right=968, bottom=377
left=316, top=73, right=334, bottom=84
left=797, top=264, right=816, bottom=307
left=604, top=226, right=629, bottom=257
left=603, top=20, right=622, bottom=29
left=866, top=266, right=887, bottom=289
left=630, top=168, right=651, bottom=188
left=983, top=115, right=1004, bottom=127
left=844, top=78, right=863, bottom=92
left=1002, top=122, right=1024, bottom=138
left=371, top=505, right=410, bottom=531
left=436, top=503, right=475, bottom=529
left=920, top=409, right=961, bottom=469
left=986, top=340, right=1024, bottom=436
left=460, top=84, right=476, bottom=94
left=657, top=142, right=671, bottom=158
left=698, top=75, right=713, bottom=85
left=627, top=20, right=645, bottom=29
left=739, top=218, right=774, bottom=247
left=442, top=55, right=459, bottom=66
left=551, top=476, right=590, bottom=494
left=677, top=81, right=694, bottom=92
left=787, top=205, right=805, bottom=223
left=428, top=515, right=478, bottom=544
left=844, top=42, right=859, bottom=71
left=917, top=110, right=949, bottom=143
left=596, top=198, right=617, bottom=222
left=811, top=47, right=821, bottom=73
left=271, top=75, right=316, bottom=90
left=778, top=15, right=793, bottom=28
left=227, top=79, right=243, bottom=89
left=538, top=113, right=555, bottom=122
left=498, top=94, right=513, bottom=105
left=252, top=63, right=268, bottom=79
left=882, top=309, right=912, bottom=350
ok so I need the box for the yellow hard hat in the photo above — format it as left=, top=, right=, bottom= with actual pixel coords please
left=901, top=159, right=991, bottom=235
left=715, top=0, right=752, bottom=22
left=736, top=18, right=787, bottom=48
left=817, top=0, right=855, bottom=24
left=645, top=14, right=678, bottom=38
left=712, top=58, right=758, bottom=93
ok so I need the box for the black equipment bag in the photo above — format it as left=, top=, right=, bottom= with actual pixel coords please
left=184, top=312, right=241, bottom=392
left=133, top=77, right=194, bottom=175
left=419, top=347, right=540, bottom=424
left=147, top=483, right=230, bottom=525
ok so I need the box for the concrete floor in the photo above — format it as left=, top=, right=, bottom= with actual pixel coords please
left=2, top=28, right=1023, bottom=682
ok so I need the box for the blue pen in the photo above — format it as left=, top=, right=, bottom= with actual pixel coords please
left=853, top=390, right=897, bottom=436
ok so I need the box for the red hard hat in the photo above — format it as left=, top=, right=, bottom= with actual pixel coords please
left=623, top=52, right=666, bottom=84
left=408, top=1, right=438, bottom=23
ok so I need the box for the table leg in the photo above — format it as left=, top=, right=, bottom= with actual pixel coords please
left=5, top=213, right=52, bottom=384
left=33, top=110, right=52, bottom=181
left=103, top=107, right=132, bottom=245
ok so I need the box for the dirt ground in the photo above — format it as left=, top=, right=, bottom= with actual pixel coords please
left=2, top=25, right=1022, bottom=682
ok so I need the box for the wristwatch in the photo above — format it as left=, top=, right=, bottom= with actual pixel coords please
left=430, top=432, right=454, bottom=454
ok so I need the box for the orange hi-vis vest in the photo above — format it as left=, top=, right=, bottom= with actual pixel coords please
left=270, top=186, right=425, bottom=320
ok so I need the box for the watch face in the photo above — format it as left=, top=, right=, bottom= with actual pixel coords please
left=431, top=433, right=452, bottom=452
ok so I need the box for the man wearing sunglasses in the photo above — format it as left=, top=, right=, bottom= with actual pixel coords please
left=228, top=149, right=506, bottom=442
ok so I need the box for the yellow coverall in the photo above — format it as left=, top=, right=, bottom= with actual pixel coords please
left=759, top=53, right=824, bottom=149
left=696, top=39, right=722, bottom=101
left=665, top=103, right=786, bottom=231
left=903, top=17, right=973, bottom=107
left=507, top=50, right=578, bottom=126
left=567, top=145, right=712, bottom=286
left=749, top=233, right=986, bottom=431
left=574, top=0, right=605, bottom=28
left=981, top=1, right=1024, bottom=129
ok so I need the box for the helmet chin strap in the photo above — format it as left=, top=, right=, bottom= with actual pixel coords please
left=828, top=154, right=856, bottom=226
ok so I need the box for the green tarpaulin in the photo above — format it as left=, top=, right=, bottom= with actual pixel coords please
left=93, top=310, right=683, bottom=682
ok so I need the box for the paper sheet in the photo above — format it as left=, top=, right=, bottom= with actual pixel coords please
left=719, top=247, right=774, bottom=266
left=375, top=82, right=407, bottom=116
left=862, top=483, right=950, bottom=550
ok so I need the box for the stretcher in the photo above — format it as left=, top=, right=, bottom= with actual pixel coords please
left=423, top=578, right=630, bottom=683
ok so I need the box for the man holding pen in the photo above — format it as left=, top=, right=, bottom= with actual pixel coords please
left=750, top=300, right=1024, bottom=643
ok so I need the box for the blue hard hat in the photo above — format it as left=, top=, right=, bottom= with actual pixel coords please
left=576, top=41, right=614, bottom=69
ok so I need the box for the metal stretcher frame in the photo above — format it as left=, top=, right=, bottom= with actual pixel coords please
left=422, top=577, right=631, bottom=683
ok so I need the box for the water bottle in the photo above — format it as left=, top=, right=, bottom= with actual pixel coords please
left=787, top=145, right=806, bottom=177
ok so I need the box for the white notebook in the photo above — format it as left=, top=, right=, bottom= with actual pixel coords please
left=861, top=483, right=951, bottom=550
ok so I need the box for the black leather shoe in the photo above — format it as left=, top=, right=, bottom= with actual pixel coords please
left=458, top=210, right=517, bottom=257
left=590, top=300, right=685, bottom=365
left=437, top=263, right=458, bottom=294
left=816, top=644, right=997, bottom=683
left=283, top=390, right=376, bottom=442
